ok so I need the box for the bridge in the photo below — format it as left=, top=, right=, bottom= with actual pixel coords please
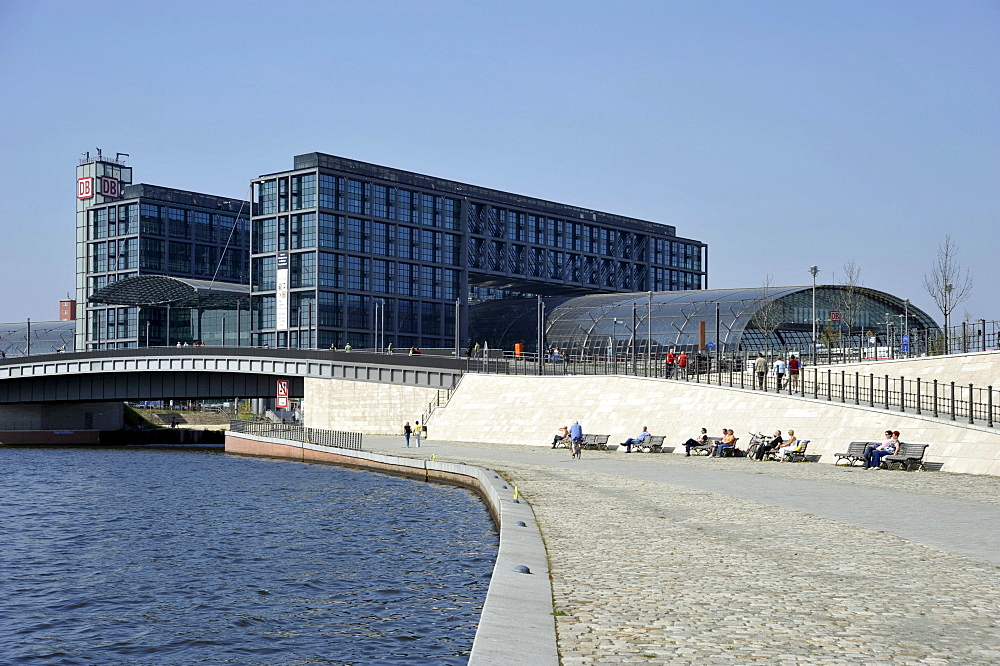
left=0, top=347, right=464, bottom=404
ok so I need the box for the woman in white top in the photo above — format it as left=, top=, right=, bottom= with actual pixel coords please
left=775, top=430, right=799, bottom=461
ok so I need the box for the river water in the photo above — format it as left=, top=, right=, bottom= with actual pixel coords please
left=0, top=446, right=497, bottom=664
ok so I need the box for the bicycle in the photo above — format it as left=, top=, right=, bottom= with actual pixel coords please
left=744, top=431, right=768, bottom=461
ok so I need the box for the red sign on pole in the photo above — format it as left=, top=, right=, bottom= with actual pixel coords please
left=276, top=379, right=289, bottom=409
left=830, top=310, right=841, bottom=322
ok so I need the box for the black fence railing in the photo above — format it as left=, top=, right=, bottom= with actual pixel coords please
left=229, top=421, right=363, bottom=450
left=467, top=352, right=997, bottom=428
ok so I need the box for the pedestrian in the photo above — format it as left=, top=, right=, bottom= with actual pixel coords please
left=403, top=421, right=412, bottom=447
left=773, top=355, right=786, bottom=391
left=413, top=421, right=422, bottom=447
left=473, top=342, right=481, bottom=358
left=665, top=349, right=676, bottom=378
left=753, top=353, right=767, bottom=390
left=387, top=343, right=393, bottom=355
left=569, top=420, right=584, bottom=459
left=344, top=342, right=352, bottom=352
left=787, top=354, right=801, bottom=392
left=677, top=351, right=689, bottom=379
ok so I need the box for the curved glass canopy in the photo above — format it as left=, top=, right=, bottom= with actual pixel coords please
left=89, top=275, right=250, bottom=309
left=468, top=286, right=940, bottom=355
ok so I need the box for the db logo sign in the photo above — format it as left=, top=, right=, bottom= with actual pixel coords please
left=77, top=177, right=94, bottom=199
left=100, top=176, right=120, bottom=198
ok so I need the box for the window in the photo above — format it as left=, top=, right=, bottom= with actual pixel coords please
left=192, top=211, right=212, bottom=242
left=346, top=256, right=369, bottom=290
left=168, top=208, right=189, bottom=239
left=319, top=213, right=344, bottom=250
left=253, top=255, right=276, bottom=290
left=396, top=189, right=412, bottom=223
left=140, top=238, right=163, bottom=270
left=318, top=291, right=343, bottom=327
left=291, top=213, right=317, bottom=249
left=257, top=180, right=277, bottom=215
left=319, top=174, right=342, bottom=210
left=120, top=204, right=138, bottom=235
left=291, top=173, right=316, bottom=210
left=194, top=245, right=217, bottom=276
left=168, top=242, right=191, bottom=273
left=346, top=218, right=368, bottom=253
left=346, top=179, right=363, bottom=214
left=290, top=252, right=315, bottom=288
left=373, top=184, right=389, bottom=219
left=318, top=252, right=343, bottom=288
left=92, top=208, right=108, bottom=240
left=396, top=226, right=412, bottom=260
left=255, top=218, right=277, bottom=253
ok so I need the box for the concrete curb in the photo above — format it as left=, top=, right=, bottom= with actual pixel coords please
left=224, top=432, right=558, bottom=665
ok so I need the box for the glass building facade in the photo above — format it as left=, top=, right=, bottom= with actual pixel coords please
left=467, top=286, right=941, bottom=356
left=76, top=155, right=250, bottom=349
left=250, top=153, right=707, bottom=349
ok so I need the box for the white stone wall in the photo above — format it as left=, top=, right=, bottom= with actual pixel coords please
left=304, top=377, right=440, bottom=436
left=428, top=374, right=1000, bottom=476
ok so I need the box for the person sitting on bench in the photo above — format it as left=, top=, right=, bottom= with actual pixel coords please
left=755, top=430, right=783, bottom=460
left=622, top=426, right=651, bottom=453
left=551, top=425, right=570, bottom=448
left=683, top=428, right=709, bottom=456
left=710, top=429, right=737, bottom=457
left=775, top=430, right=801, bottom=461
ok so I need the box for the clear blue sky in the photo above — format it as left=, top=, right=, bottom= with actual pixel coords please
left=1, top=0, right=996, bottom=325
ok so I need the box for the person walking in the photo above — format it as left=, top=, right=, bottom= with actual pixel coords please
left=664, top=350, right=676, bottom=378
left=773, top=355, right=787, bottom=391
left=753, top=353, right=767, bottom=390
left=677, top=351, right=689, bottom=379
left=403, top=421, right=412, bottom=447
left=787, top=355, right=801, bottom=392
left=413, top=421, right=422, bottom=447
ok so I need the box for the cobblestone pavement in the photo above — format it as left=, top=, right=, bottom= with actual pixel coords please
left=366, top=438, right=1000, bottom=664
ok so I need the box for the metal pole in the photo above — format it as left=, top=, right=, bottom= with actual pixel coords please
left=933, top=379, right=939, bottom=418
left=969, top=384, right=975, bottom=425
left=916, top=377, right=921, bottom=415
left=900, top=376, right=905, bottom=412
left=810, top=265, right=819, bottom=366
left=715, top=302, right=720, bottom=384
left=647, top=291, right=652, bottom=376
left=950, top=381, right=956, bottom=421
left=455, top=298, right=461, bottom=359
left=26, top=317, right=31, bottom=356
left=989, top=386, right=994, bottom=428
left=631, top=303, right=637, bottom=374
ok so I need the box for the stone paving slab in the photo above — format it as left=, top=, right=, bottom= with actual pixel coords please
left=366, top=436, right=1000, bottom=664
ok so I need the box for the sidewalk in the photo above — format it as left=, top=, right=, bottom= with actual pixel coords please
left=366, top=436, right=1000, bottom=664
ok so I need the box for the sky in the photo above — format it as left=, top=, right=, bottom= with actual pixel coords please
left=0, top=0, right=996, bottom=325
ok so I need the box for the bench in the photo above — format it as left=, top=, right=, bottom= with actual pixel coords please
left=582, top=434, right=611, bottom=450
left=765, top=440, right=810, bottom=462
left=881, top=443, right=930, bottom=471
left=835, top=441, right=873, bottom=466
left=635, top=435, right=666, bottom=453
left=690, top=435, right=723, bottom=456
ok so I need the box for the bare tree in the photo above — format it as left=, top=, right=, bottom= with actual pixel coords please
left=923, top=235, right=973, bottom=353
left=837, top=261, right=865, bottom=359
left=751, top=275, right=783, bottom=355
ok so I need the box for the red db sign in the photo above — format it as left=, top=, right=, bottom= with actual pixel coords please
left=276, top=379, right=289, bottom=409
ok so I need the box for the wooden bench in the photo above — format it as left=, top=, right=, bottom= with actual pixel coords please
left=881, top=443, right=930, bottom=471
left=834, top=441, right=873, bottom=466
left=635, top=435, right=666, bottom=453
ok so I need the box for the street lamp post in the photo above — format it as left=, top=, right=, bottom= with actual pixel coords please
left=647, top=291, right=652, bottom=375
left=810, top=265, right=819, bottom=366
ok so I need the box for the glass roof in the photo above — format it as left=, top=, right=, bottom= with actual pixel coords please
left=468, top=286, right=940, bottom=354
left=89, top=276, right=250, bottom=308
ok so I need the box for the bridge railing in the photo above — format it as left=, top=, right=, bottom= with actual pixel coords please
left=229, top=421, right=363, bottom=450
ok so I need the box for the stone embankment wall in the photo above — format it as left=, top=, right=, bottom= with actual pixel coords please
left=302, top=351, right=1000, bottom=476
left=304, top=377, right=439, bottom=435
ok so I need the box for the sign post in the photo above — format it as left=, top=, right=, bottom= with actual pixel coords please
left=276, top=379, right=289, bottom=410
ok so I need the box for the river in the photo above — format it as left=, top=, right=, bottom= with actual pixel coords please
left=0, top=446, right=497, bottom=664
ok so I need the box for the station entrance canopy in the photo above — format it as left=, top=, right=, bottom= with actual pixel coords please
left=89, top=275, right=250, bottom=309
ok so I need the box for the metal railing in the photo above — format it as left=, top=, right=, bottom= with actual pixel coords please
left=229, top=420, right=363, bottom=450
left=467, top=351, right=998, bottom=428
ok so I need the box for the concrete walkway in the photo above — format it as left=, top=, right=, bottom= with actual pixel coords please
left=365, top=436, right=1000, bottom=664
